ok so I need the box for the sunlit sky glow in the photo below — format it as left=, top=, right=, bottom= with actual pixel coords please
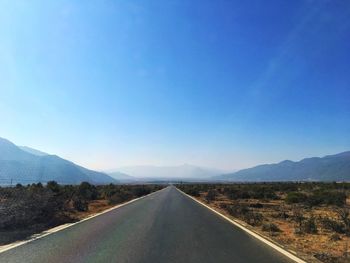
left=1, top=0, right=350, bottom=171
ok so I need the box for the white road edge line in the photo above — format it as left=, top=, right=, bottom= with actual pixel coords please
left=0, top=186, right=168, bottom=255
left=176, top=187, right=307, bottom=263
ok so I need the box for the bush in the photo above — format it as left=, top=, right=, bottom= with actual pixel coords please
left=107, top=190, right=132, bottom=205
left=262, top=223, right=281, bottom=232
left=249, top=203, right=263, bottom=208
left=271, top=211, right=289, bottom=219
left=337, top=208, right=350, bottom=235
left=225, top=189, right=250, bottom=200
left=329, top=233, right=341, bottom=241
left=301, top=217, right=318, bottom=234
left=244, top=212, right=264, bottom=226
left=319, top=217, right=345, bottom=234
left=132, top=186, right=151, bottom=197
left=187, top=188, right=200, bottom=197
left=307, top=190, right=346, bottom=207
left=250, top=186, right=278, bottom=200
left=0, top=183, right=164, bottom=233
left=73, top=198, right=88, bottom=212
left=325, top=192, right=347, bottom=207
left=0, top=187, right=65, bottom=230
left=314, top=253, right=339, bottom=263
left=224, top=186, right=278, bottom=200
left=292, top=208, right=305, bottom=234
left=47, top=181, right=60, bottom=193
left=77, top=182, right=98, bottom=201
left=285, top=192, right=307, bottom=204
left=205, top=189, right=217, bottom=202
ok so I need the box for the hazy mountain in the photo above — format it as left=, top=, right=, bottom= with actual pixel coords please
left=215, top=151, right=350, bottom=182
left=19, top=146, right=48, bottom=156
left=117, top=164, right=225, bottom=180
left=0, top=137, right=117, bottom=185
left=108, top=171, right=138, bottom=183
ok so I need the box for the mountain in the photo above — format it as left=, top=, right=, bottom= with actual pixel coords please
left=19, top=146, right=48, bottom=156
left=215, top=151, right=350, bottom=182
left=0, top=137, right=117, bottom=185
left=117, top=164, right=225, bottom=180
left=108, top=171, right=138, bottom=183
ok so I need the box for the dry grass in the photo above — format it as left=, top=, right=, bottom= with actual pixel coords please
left=70, top=199, right=114, bottom=220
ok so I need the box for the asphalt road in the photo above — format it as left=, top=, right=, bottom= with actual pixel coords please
left=0, top=186, right=295, bottom=263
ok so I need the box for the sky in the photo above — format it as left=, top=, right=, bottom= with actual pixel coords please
left=0, top=0, right=350, bottom=171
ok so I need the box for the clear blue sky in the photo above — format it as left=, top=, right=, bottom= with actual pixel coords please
left=1, top=0, right=349, bottom=171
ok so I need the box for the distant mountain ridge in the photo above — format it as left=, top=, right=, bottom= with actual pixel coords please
left=216, top=151, right=350, bottom=182
left=108, top=171, right=138, bottom=183
left=0, top=137, right=116, bottom=185
left=117, top=164, right=225, bottom=179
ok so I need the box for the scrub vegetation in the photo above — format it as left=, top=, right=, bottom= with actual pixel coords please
left=0, top=182, right=164, bottom=245
left=178, top=182, right=350, bottom=263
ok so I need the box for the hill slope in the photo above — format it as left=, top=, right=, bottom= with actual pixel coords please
left=0, top=137, right=116, bottom=185
left=19, top=146, right=48, bottom=156
left=107, top=171, right=138, bottom=183
left=216, top=151, right=350, bottom=182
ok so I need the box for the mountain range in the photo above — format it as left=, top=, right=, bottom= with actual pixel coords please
left=0, top=137, right=117, bottom=185
left=115, top=164, right=226, bottom=181
left=216, top=151, right=350, bottom=182
left=1, top=136, right=349, bottom=184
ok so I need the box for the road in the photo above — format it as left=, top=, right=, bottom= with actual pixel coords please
left=0, top=186, right=295, bottom=263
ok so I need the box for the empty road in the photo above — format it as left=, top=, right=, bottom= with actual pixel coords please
left=0, top=186, right=296, bottom=263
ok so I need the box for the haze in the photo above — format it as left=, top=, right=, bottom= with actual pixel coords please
left=1, top=0, right=349, bottom=172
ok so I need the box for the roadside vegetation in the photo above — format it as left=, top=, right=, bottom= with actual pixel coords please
left=0, top=182, right=164, bottom=245
left=178, top=182, right=350, bottom=263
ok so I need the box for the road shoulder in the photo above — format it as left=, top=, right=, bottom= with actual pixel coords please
left=176, top=187, right=309, bottom=263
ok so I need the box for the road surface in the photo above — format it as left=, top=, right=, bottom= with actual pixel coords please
left=0, top=186, right=295, bottom=263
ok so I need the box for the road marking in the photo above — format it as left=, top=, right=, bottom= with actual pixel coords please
left=0, top=187, right=168, bottom=255
left=176, top=188, right=307, bottom=263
